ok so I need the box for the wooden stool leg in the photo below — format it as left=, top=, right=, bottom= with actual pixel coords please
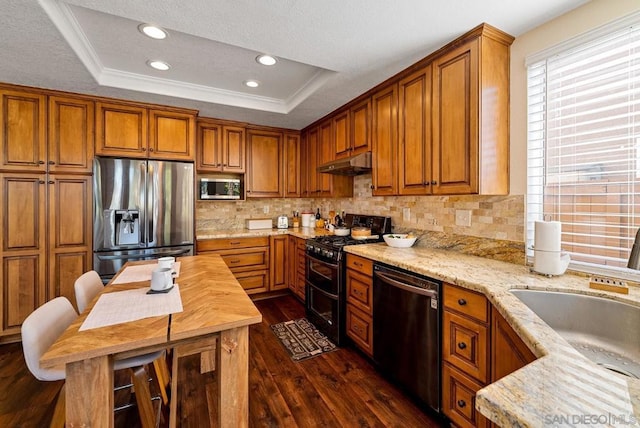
left=153, top=355, right=170, bottom=405
left=169, top=350, right=180, bottom=428
left=130, top=366, right=156, bottom=428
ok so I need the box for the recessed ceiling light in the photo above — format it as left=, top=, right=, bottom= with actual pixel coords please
left=148, top=60, right=170, bottom=71
left=244, top=80, right=260, bottom=88
left=139, top=24, right=167, bottom=40
left=256, top=55, right=277, bottom=66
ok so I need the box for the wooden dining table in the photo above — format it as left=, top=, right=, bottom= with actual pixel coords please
left=40, top=254, right=262, bottom=427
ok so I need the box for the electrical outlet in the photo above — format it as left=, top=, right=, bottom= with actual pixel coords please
left=403, top=207, right=411, bottom=221
left=455, top=209, right=472, bottom=227
left=263, top=205, right=269, bottom=214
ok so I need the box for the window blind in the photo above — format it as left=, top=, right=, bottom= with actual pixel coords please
left=527, top=19, right=640, bottom=277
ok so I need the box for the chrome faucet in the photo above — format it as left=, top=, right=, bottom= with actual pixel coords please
left=627, top=228, right=640, bottom=270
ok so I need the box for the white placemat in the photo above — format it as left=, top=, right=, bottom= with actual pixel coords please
left=111, top=262, right=182, bottom=284
left=79, top=285, right=183, bottom=331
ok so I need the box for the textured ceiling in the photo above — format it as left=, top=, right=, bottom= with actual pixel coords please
left=1, top=0, right=590, bottom=129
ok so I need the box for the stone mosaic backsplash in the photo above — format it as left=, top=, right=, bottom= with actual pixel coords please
left=196, top=175, right=526, bottom=264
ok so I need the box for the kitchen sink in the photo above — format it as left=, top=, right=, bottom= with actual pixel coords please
left=510, top=289, right=640, bottom=378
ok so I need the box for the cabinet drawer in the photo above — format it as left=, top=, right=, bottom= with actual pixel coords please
left=444, top=283, right=488, bottom=323
left=346, top=269, right=373, bottom=314
left=443, top=310, right=489, bottom=383
left=345, top=254, right=373, bottom=276
left=442, top=363, right=489, bottom=428
left=196, top=236, right=269, bottom=252
left=346, top=303, right=373, bottom=356
left=218, top=248, right=268, bottom=271
left=233, top=270, right=268, bottom=294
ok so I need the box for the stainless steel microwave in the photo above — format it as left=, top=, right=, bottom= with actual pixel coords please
left=199, top=177, right=242, bottom=200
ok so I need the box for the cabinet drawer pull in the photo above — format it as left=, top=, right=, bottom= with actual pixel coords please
left=229, top=259, right=241, bottom=264
left=457, top=399, right=466, bottom=408
left=229, top=241, right=241, bottom=245
left=354, top=262, right=363, bottom=267
left=458, top=298, right=467, bottom=306
left=457, top=342, right=467, bottom=350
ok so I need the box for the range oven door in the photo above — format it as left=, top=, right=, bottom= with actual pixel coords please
left=305, top=253, right=343, bottom=345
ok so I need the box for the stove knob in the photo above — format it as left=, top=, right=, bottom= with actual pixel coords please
left=327, top=251, right=334, bottom=259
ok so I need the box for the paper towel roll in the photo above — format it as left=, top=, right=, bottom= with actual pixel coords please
left=534, top=221, right=562, bottom=252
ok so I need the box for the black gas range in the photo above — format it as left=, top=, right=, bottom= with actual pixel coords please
left=305, top=214, right=391, bottom=345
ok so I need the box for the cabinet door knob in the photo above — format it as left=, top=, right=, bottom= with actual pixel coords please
left=48, top=161, right=55, bottom=165
left=431, top=180, right=437, bottom=185
left=142, top=147, right=146, bottom=151
left=457, top=399, right=466, bottom=408
left=149, top=147, right=154, bottom=152
left=370, top=185, right=374, bottom=189
left=39, top=180, right=45, bottom=184
left=458, top=298, right=467, bottom=306
left=48, top=180, right=54, bottom=184
left=457, top=342, right=467, bottom=350
left=38, top=160, right=45, bottom=164
left=424, top=182, right=430, bottom=185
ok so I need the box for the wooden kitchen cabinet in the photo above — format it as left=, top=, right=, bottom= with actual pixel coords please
left=398, top=66, right=432, bottom=195
left=333, top=108, right=350, bottom=159
left=96, top=101, right=196, bottom=161
left=246, top=128, right=283, bottom=198
left=0, top=172, right=91, bottom=337
left=286, top=235, right=307, bottom=302
left=302, top=124, right=353, bottom=198
left=48, top=96, right=94, bottom=174
left=431, top=26, right=512, bottom=195
left=283, top=132, right=301, bottom=197
left=371, top=84, right=398, bottom=196
left=491, top=306, right=536, bottom=382
left=269, top=235, right=288, bottom=291
left=196, top=237, right=270, bottom=294
left=349, top=98, right=371, bottom=157
left=442, top=282, right=490, bottom=428
left=345, top=254, right=374, bottom=355
left=196, top=119, right=246, bottom=173
left=0, top=89, right=47, bottom=172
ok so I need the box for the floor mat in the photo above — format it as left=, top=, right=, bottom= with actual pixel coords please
left=270, top=318, right=337, bottom=361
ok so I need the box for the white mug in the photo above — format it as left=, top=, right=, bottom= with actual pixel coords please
left=150, top=268, right=173, bottom=291
left=158, top=256, right=175, bottom=271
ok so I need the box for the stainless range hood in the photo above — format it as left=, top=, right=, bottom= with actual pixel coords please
left=317, top=151, right=372, bottom=176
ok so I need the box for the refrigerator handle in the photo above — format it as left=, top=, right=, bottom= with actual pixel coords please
left=148, top=162, right=154, bottom=239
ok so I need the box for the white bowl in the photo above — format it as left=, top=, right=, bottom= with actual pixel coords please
left=383, top=234, right=417, bottom=248
left=334, top=227, right=350, bottom=236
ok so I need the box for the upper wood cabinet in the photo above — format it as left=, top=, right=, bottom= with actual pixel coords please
left=197, top=119, right=246, bottom=173
left=96, top=101, right=196, bottom=161
left=283, top=132, right=301, bottom=198
left=246, top=128, right=283, bottom=198
left=349, top=98, right=371, bottom=156
left=398, top=66, right=432, bottom=195
left=431, top=27, right=512, bottom=195
left=48, top=96, right=94, bottom=174
left=305, top=127, right=319, bottom=197
left=371, top=84, right=398, bottom=196
left=333, top=109, right=350, bottom=159
left=317, top=119, right=333, bottom=197
left=0, top=89, right=47, bottom=172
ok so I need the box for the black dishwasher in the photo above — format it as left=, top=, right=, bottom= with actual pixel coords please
left=373, top=263, right=441, bottom=413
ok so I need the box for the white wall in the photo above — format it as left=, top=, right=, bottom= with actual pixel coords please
left=509, top=0, right=640, bottom=195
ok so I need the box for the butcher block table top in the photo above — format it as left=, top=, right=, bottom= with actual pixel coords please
left=40, top=254, right=262, bottom=427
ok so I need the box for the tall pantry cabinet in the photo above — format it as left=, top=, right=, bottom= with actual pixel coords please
left=0, top=89, right=93, bottom=339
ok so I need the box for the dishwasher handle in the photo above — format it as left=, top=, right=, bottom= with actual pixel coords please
left=375, top=271, right=438, bottom=298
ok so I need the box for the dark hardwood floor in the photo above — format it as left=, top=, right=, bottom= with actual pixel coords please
left=0, top=294, right=445, bottom=427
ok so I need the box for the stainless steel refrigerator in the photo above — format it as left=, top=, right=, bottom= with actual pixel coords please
left=93, top=157, right=194, bottom=281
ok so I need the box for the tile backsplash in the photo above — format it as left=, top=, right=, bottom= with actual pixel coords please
left=196, top=175, right=526, bottom=263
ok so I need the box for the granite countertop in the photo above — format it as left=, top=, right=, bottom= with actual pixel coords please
left=196, top=227, right=334, bottom=240
left=343, top=243, right=640, bottom=427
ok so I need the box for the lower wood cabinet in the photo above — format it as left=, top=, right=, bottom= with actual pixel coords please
left=442, top=282, right=538, bottom=427
left=196, top=237, right=270, bottom=294
left=345, top=254, right=374, bottom=355
left=269, top=235, right=288, bottom=291
left=287, top=236, right=307, bottom=302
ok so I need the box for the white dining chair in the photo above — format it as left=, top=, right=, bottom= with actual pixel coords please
left=22, top=296, right=163, bottom=428
left=73, top=270, right=171, bottom=405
